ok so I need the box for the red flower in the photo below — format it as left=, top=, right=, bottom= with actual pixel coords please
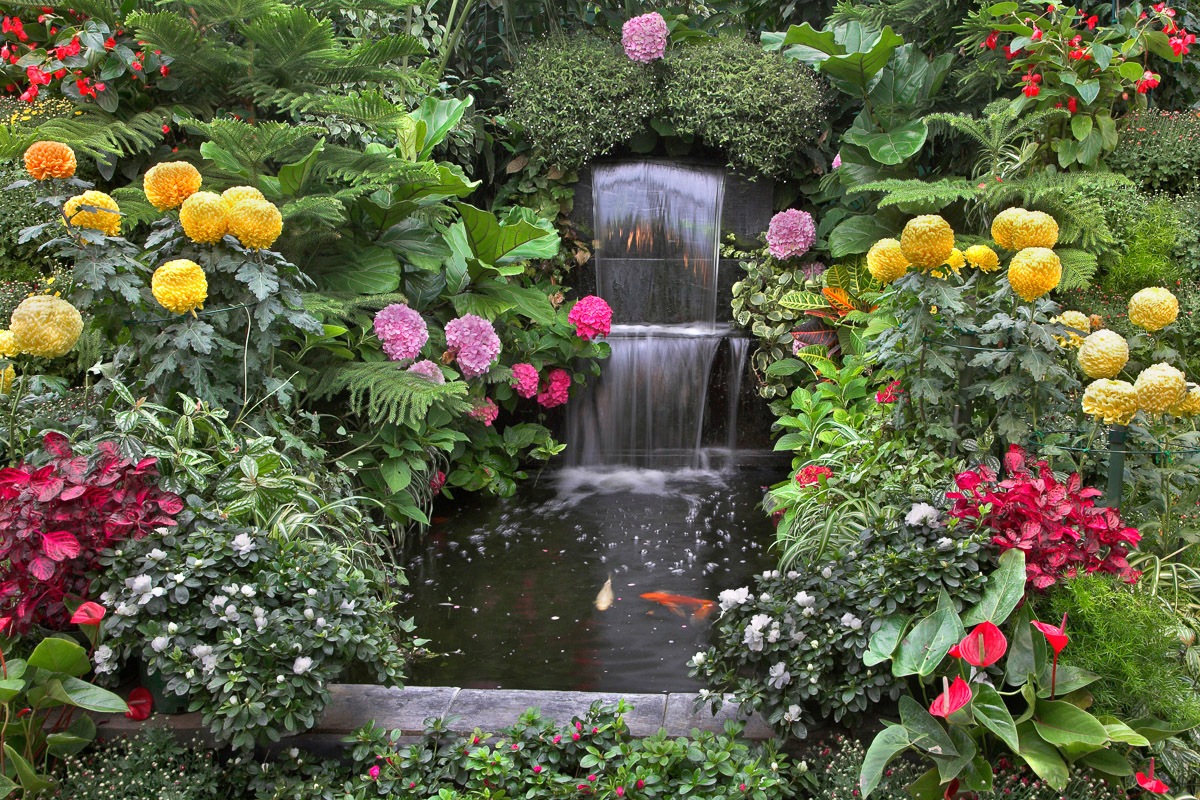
left=1137, top=758, right=1170, bottom=794
left=25, top=66, right=50, bottom=86
left=1138, top=71, right=1161, bottom=93
left=18, top=85, right=37, bottom=102
left=1003, top=45, right=1018, bottom=59
left=1068, top=48, right=1086, bottom=59
left=930, top=676, right=972, bottom=717
left=875, top=380, right=903, bottom=403
left=1170, top=31, right=1196, bottom=55
left=1031, top=613, right=1069, bottom=654
left=124, top=687, right=153, bottom=721
left=70, top=601, right=106, bottom=626
left=1067, top=96, right=1078, bottom=113
left=1031, top=26, right=1044, bottom=41
left=943, top=779, right=960, bottom=800
left=103, top=37, right=116, bottom=49
left=159, top=64, right=169, bottom=76
left=1023, top=83, right=1040, bottom=97
left=955, top=621, right=1008, bottom=668
left=1086, top=14, right=1099, bottom=28
left=795, top=465, right=833, bottom=487
left=983, top=30, right=999, bottom=49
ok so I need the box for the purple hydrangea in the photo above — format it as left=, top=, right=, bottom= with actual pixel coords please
left=622, top=12, right=669, bottom=63
left=407, top=359, right=445, bottom=384
left=445, top=314, right=501, bottom=379
left=374, top=304, right=428, bottom=362
left=766, top=209, right=816, bottom=261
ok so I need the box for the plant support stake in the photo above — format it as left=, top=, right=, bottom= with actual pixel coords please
left=1105, top=424, right=1127, bottom=508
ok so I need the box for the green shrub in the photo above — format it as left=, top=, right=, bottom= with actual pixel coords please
left=506, top=33, right=663, bottom=169
left=1042, top=574, right=1200, bottom=729
left=1173, top=190, right=1200, bottom=276
left=0, top=162, right=63, bottom=284
left=1100, top=196, right=1185, bottom=294
left=664, top=35, right=829, bottom=177
left=1109, top=109, right=1200, bottom=196
left=804, top=735, right=923, bottom=799
left=55, top=729, right=225, bottom=800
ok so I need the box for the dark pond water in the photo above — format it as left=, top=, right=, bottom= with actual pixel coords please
left=405, top=465, right=777, bottom=693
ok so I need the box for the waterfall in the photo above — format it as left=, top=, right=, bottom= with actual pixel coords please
left=726, top=337, right=750, bottom=452
left=565, top=161, right=730, bottom=469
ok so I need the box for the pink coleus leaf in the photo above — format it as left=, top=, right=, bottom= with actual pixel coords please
left=42, top=431, right=72, bottom=458
left=42, top=530, right=81, bottom=562
left=28, top=557, right=56, bottom=581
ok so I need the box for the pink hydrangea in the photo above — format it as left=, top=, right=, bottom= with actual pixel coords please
left=407, top=359, right=445, bottom=384
left=766, top=209, right=816, bottom=261
left=374, top=304, right=428, bottom=362
left=445, top=314, right=501, bottom=379
left=512, top=363, right=539, bottom=398
left=537, top=368, right=571, bottom=408
left=622, top=12, right=669, bottom=63
left=567, top=295, right=613, bottom=340
left=469, top=397, right=499, bottom=426
left=429, top=470, right=446, bottom=491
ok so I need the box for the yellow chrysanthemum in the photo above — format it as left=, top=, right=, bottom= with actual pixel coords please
left=0, top=364, right=12, bottom=395
left=228, top=198, right=283, bottom=250
left=23, top=141, right=76, bottom=180
left=221, top=185, right=266, bottom=211
left=1170, top=384, right=1200, bottom=416
left=899, top=215, right=956, bottom=269
left=1081, top=379, right=1138, bottom=425
left=143, top=161, right=202, bottom=211
left=63, top=190, right=121, bottom=237
left=1077, top=329, right=1130, bottom=379
left=0, top=329, right=16, bottom=358
left=964, top=244, right=1001, bottom=272
left=1006, top=247, right=1061, bottom=301
left=991, top=207, right=1028, bottom=250
left=1135, top=362, right=1187, bottom=413
left=9, top=295, right=83, bottom=358
left=866, top=238, right=909, bottom=284
left=152, top=260, right=208, bottom=315
left=1127, top=286, right=1179, bottom=332
left=1009, top=210, right=1060, bottom=250
left=1051, top=310, right=1091, bottom=348
left=932, top=247, right=966, bottom=279
left=179, top=191, right=229, bottom=245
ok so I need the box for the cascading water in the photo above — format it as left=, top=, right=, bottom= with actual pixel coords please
left=565, top=161, right=728, bottom=468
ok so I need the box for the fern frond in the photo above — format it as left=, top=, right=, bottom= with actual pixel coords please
left=182, top=0, right=286, bottom=25
left=32, top=110, right=166, bottom=158
left=109, top=187, right=162, bottom=228
left=187, top=119, right=322, bottom=177
left=293, top=90, right=412, bottom=129
left=309, top=362, right=470, bottom=428
left=852, top=177, right=979, bottom=211
left=281, top=195, right=348, bottom=228
left=1056, top=247, right=1099, bottom=290
left=302, top=292, right=412, bottom=323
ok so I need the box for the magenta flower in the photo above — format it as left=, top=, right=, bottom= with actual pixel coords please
left=429, top=470, right=446, bottom=491
left=831, top=153, right=842, bottom=169
left=538, top=368, right=571, bottom=408
left=374, top=304, right=428, bottom=362
left=368, top=765, right=381, bottom=780
left=622, top=12, right=669, bottom=62
left=766, top=209, right=816, bottom=261
left=511, top=363, right=540, bottom=398
left=567, top=295, right=613, bottom=340
left=407, top=359, right=445, bottom=384
left=469, top=397, right=499, bottom=426
left=445, top=314, right=501, bottom=378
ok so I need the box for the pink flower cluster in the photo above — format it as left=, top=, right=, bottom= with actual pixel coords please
left=622, top=12, right=669, bottom=62
left=567, top=295, right=613, bottom=340
left=511, top=363, right=539, bottom=398
left=407, top=359, right=445, bottom=384
left=537, top=368, right=571, bottom=408
left=445, top=314, right=501, bottom=379
left=374, top=304, right=428, bottom=362
left=875, top=380, right=902, bottom=404
left=469, top=397, right=499, bottom=426
left=795, top=464, right=832, bottom=486
left=766, top=209, right=816, bottom=261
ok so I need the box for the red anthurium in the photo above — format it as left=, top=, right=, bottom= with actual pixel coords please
left=1031, top=613, right=1069, bottom=654
left=942, top=778, right=960, bottom=800
left=1137, top=758, right=1169, bottom=794
left=929, top=676, right=972, bottom=718
left=69, top=601, right=106, bottom=626
left=955, top=621, right=1008, bottom=668
left=125, top=687, right=153, bottom=721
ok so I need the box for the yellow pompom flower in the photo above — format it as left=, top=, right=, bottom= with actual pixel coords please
left=866, top=238, right=909, bottom=284
left=932, top=247, right=966, bottom=279
left=143, top=161, right=202, bottom=211
left=1077, top=329, right=1129, bottom=379
left=0, top=364, right=12, bottom=395
left=152, top=259, right=208, bottom=315
left=23, top=141, right=76, bottom=180
left=899, top=215, right=955, bottom=269
left=1081, top=379, right=1138, bottom=425
left=228, top=198, right=283, bottom=250
left=1135, top=362, right=1187, bottom=413
left=221, top=185, right=266, bottom=210
left=964, top=244, right=1001, bottom=272
left=1170, top=384, right=1200, bottom=416
left=1127, top=286, right=1179, bottom=332
left=179, top=191, right=229, bottom=245
left=63, top=191, right=121, bottom=237
left=1006, top=247, right=1061, bottom=301
left=9, top=295, right=83, bottom=358
left=1051, top=310, right=1091, bottom=348
left=1010, top=210, right=1059, bottom=249
left=0, top=329, right=17, bottom=358
left=991, top=207, right=1028, bottom=250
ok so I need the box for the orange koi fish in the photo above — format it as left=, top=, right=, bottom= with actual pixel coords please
left=639, top=592, right=717, bottom=621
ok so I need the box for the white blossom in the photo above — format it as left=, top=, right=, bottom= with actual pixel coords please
left=768, top=662, right=791, bottom=689
left=93, top=645, right=116, bottom=674
left=793, top=591, right=816, bottom=608
left=718, top=587, right=751, bottom=611
left=147, top=548, right=167, bottom=561
left=840, top=612, right=863, bottom=631
left=688, top=652, right=707, bottom=668
left=292, top=656, right=314, bottom=675
left=906, top=502, right=942, bottom=527
left=231, top=533, right=256, bottom=556
left=782, top=704, right=802, bottom=724
left=821, top=566, right=833, bottom=579
left=151, top=635, right=170, bottom=653
left=937, top=536, right=956, bottom=551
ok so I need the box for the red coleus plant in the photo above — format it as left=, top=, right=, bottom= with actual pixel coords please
left=0, top=432, right=183, bottom=633
left=946, top=445, right=1140, bottom=589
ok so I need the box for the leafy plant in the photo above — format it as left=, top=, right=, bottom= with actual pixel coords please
left=56, top=728, right=225, bottom=800
left=1109, top=109, right=1200, bottom=196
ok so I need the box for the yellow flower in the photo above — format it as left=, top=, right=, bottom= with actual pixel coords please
left=866, top=238, right=909, bottom=284
left=1010, top=210, right=1059, bottom=249
left=964, top=244, right=1000, bottom=272
left=1127, top=286, right=1179, bottom=332
left=152, top=260, right=208, bottom=315
left=1051, top=310, right=1091, bottom=348
left=221, top=185, right=267, bottom=210
left=1135, top=362, right=1187, bottom=413
left=991, top=207, right=1028, bottom=250
left=1171, top=384, right=1200, bottom=416
left=9, top=295, right=83, bottom=358
left=23, top=141, right=76, bottom=180
left=179, top=191, right=229, bottom=245
left=0, top=329, right=16, bottom=358
left=1006, top=247, right=1061, bottom=301
left=228, top=198, right=283, bottom=250
left=144, top=161, right=202, bottom=210
left=1077, top=329, right=1129, bottom=379
left=1081, top=379, right=1138, bottom=425
left=63, top=191, right=121, bottom=237
left=932, top=247, right=966, bottom=278
left=0, top=364, right=12, bottom=395
left=899, top=215, right=955, bottom=269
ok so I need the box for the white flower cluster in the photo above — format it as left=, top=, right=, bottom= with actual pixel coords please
left=743, top=613, right=781, bottom=652
left=905, top=502, right=941, bottom=527
left=718, top=586, right=751, bottom=612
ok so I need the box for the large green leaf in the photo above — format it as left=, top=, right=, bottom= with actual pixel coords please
left=842, top=120, right=928, bottom=165
left=821, top=27, right=905, bottom=92
left=44, top=714, right=96, bottom=758
left=892, top=597, right=964, bottom=677
left=1005, top=604, right=1045, bottom=686
left=864, top=614, right=909, bottom=666
left=1096, top=716, right=1150, bottom=747
left=495, top=207, right=561, bottom=263
left=780, top=22, right=843, bottom=55
left=44, top=677, right=129, bottom=714
left=410, top=95, right=472, bottom=161
left=899, top=696, right=956, bottom=756
left=933, top=725, right=977, bottom=783
left=1016, top=721, right=1068, bottom=789
left=963, top=549, right=1025, bottom=626
left=454, top=202, right=558, bottom=268
left=1033, top=699, right=1109, bottom=747
left=28, top=637, right=90, bottom=678
left=1035, top=664, right=1101, bottom=698
left=778, top=290, right=829, bottom=311
left=4, top=745, right=54, bottom=794
left=972, top=683, right=1020, bottom=752
left=1128, top=716, right=1194, bottom=744
left=0, top=678, right=24, bottom=703
left=480, top=282, right=557, bottom=326
left=377, top=218, right=453, bottom=271
left=829, top=215, right=894, bottom=257
left=317, top=244, right=400, bottom=294
left=1080, top=748, right=1132, bottom=777
left=859, top=724, right=910, bottom=798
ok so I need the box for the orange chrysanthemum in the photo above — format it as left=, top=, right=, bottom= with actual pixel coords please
left=24, top=141, right=76, bottom=180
